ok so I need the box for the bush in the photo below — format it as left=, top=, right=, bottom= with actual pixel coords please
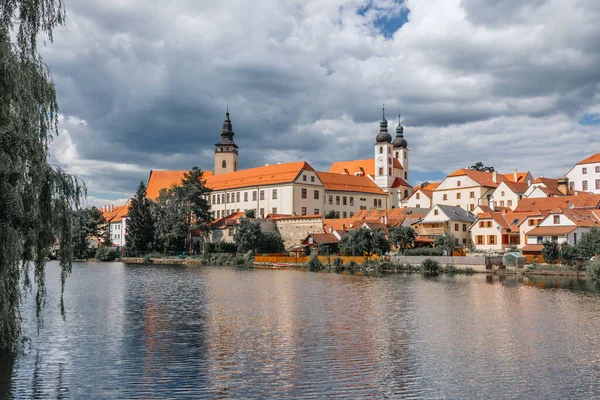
left=587, top=260, right=600, bottom=281
left=421, top=258, right=440, bottom=274
left=444, top=264, right=458, bottom=273
left=346, top=260, right=358, bottom=271
left=332, top=257, right=344, bottom=267
left=214, top=241, right=237, bottom=253
left=95, top=246, right=118, bottom=262
left=404, top=247, right=444, bottom=256
left=307, top=254, right=324, bottom=271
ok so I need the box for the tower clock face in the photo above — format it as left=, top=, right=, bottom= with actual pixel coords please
left=377, top=157, right=384, bottom=165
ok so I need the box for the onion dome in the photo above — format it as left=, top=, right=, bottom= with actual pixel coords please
left=215, top=107, right=238, bottom=148
left=392, top=113, right=407, bottom=148
left=375, top=106, right=392, bottom=143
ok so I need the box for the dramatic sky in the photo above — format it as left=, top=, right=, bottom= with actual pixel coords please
left=41, top=0, right=600, bottom=206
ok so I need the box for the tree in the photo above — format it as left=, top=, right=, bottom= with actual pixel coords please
left=434, top=233, right=456, bottom=255
left=389, top=226, right=416, bottom=253
left=176, top=167, right=212, bottom=241
left=541, top=240, right=560, bottom=263
left=259, top=231, right=285, bottom=253
left=126, top=182, right=155, bottom=252
left=469, top=162, right=495, bottom=172
left=324, top=210, right=339, bottom=219
left=1, top=0, right=85, bottom=350
left=153, top=187, right=188, bottom=252
left=234, top=219, right=263, bottom=253
left=576, top=227, right=600, bottom=259
left=72, top=207, right=105, bottom=258
left=339, top=227, right=390, bottom=256
left=245, top=209, right=255, bottom=219
left=560, top=243, right=577, bottom=264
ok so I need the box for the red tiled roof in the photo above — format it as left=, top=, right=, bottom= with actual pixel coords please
left=146, top=170, right=213, bottom=200
left=209, top=212, right=246, bottom=229
left=501, top=172, right=530, bottom=183
left=391, top=177, right=412, bottom=188
left=522, top=244, right=543, bottom=252
left=102, top=205, right=129, bottom=223
left=316, top=171, right=386, bottom=195
left=305, top=233, right=339, bottom=245
left=328, top=159, right=375, bottom=177
left=514, top=194, right=600, bottom=212
left=269, top=214, right=322, bottom=221
left=502, top=181, right=530, bottom=194
left=448, top=169, right=507, bottom=187
left=577, top=153, right=600, bottom=165
left=323, top=218, right=356, bottom=232
left=527, top=226, right=577, bottom=236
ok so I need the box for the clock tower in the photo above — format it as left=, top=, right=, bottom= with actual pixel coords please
left=374, top=106, right=394, bottom=189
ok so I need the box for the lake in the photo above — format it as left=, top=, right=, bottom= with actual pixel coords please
left=2, top=262, right=600, bottom=399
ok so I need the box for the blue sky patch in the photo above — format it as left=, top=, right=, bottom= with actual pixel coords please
left=358, top=0, right=409, bottom=38
left=411, top=171, right=446, bottom=186
left=579, top=113, right=600, bottom=126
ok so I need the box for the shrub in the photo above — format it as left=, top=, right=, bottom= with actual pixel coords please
left=421, top=258, right=440, bottom=274
left=307, top=254, right=323, bottom=271
left=444, top=264, right=458, bottom=273
left=404, top=247, right=444, bottom=256
left=587, top=260, right=600, bottom=281
left=332, top=257, right=344, bottom=267
left=215, top=241, right=237, bottom=253
left=346, top=260, right=358, bottom=271
left=95, top=246, right=118, bottom=262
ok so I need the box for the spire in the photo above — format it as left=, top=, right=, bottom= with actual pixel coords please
left=216, top=108, right=238, bottom=148
left=392, top=111, right=407, bottom=148
left=396, top=112, right=404, bottom=137
left=376, top=104, right=392, bottom=143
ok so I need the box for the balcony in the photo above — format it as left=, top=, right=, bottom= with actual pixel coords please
left=415, top=227, right=446, bottom=236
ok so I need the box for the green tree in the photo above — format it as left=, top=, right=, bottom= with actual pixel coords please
left=560, top=243, right=577, bottom=264
left=245, top=209, right=255, bottom=219
left=576, top=227, right=600, bottom=259
left=153, top=187, right=188, bottom=252
left=126, top=182, right=155, bottom=252
left=176, top=167, right=212, bottom=238
left=434, top=233, right=456, bottom=255
left=389, top=226, right=416, bottom=253
left=72, top=207, right=105, bottom=258
left=541, top=240, right=560, bottom=263
left=259, top=231, right=285, bottom=253
left=339, top=227, right=390, bottom=256
left=469, top=162, right=495, bottom=172
left=324, top=210, right=338, bottom=219
left=234, top=219, right=263, bottom=253
left=0, top=0, right=85, bottom=350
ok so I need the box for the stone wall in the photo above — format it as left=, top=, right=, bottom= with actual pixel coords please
left=274, top=218, right=324, bottom=249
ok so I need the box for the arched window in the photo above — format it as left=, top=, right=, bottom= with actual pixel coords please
left=379, top=147, right=383, bottom=154
left=222, top=160, right=227, bottom=168
left=395, top=152, right=399, bottom=158
left=388, top=157, right=392, bottom=165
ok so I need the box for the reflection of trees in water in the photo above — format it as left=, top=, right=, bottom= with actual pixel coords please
left=0, top=350, right=15, bottom=398
left=485, top=273, right=599, bottom=293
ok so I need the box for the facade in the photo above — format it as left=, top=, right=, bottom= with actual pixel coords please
left=402, top=182, right=439, bottom=209
left=209, top=212, right=246, bottom=243
left=566, top=153, right=600, bottom=194
left=489, top=180, right=529, bottom=210
left=413, top=204, right=476, bottom=247
left=432, top=169, right=506, bottom=212
left=470, top=211, right=525, bottom=251
left=101, top=204, right=129, bottom=247
left=523, top=177, right=571, bottom=199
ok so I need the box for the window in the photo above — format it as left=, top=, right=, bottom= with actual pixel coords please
left=260, top=190, right=265, bottom=200
left=272, top=207, right=277, bottom=214
left=350, top=197, right=354, bottom=206
left=570, top=181, right=575, bottom=190
left=551, top=236, right=558, bottom=242
left=314, top=209, right=319, bottom=214
left=329, top=195, right=333, bottom=205
left=379, top=146, right=383, bottom=154
left=596, top=166, right=600, bottom=173
left=583, top=180, right=588, bottom=191
left=212, top=195, right=216, bottom=204
left=456, top=193, right=461, bottom=199
left=596, top=179, right=600, bottom=190
left=405, top=171, right=407, bottom=179
left=228, top=228, right=234, bottom=237
left=374, top=199, right=378, bottom=207
left=236, top=192, right=240, bottom=202
left=222, top=160, right=227, bottom=168
left=455, top=223, right=459, bottom=231
left=554, top=215, right=560, bottom=224
left=272, top=189, right=278, bottom=199
left=301, top=207, right=307, bottom=216
left=479, top=221, right=485, bottom=228
left=221, top=194, right=225, bottom=203
left=507, top=200, right=512, bottom=207
left=226, top=193, right=230, bottom=203
left=343, top=212, right=347, bottom=218
left=463, top=239, right=467, bottom=244
left=416, top=193, right=421, bottom=200
left=395, top=152, right=399, bottom=158
left=378, top=199, right=382, bottom=208
left=470, top=191, right=475, bottom=198
left=499, top=201, right=505, bottom=206
left=501, top=191, right=505, bottom=197
left=476, top=235, right=484, bottom=245
left=443, top=194, right=448, bottom=200
left=379, top=168, right=384, bottom=175
left=389, top=168, right=392, bottom=175
left=404, top=152, right=407, bottom=159
left=260, top=208, right=264, bottom=218
left=528, top=219, right=535, bottom=226
left=314, top=190, right=319, bottom=200
left=574, top=232, right=578, bottom=244
left=360, top=206, right=366, bottom=210
left=434, top=209, right=439, bottom=216
left=463, top=224, right=467, bottom=232
left=217, top=210, right=220, bottom=218
left=303, top=175, right=307, bottom=181
left=311, top=176, right=315, bottom=182
left=488, top=235, right=496, bottom=245
left=244, top=192, right=248, bottom=202
left=583, top=167, right=587, bottom=174
left=343, top=196, right=347, bottom=205
left=486, top=221, right=492, bottom=228
left=350, top=212, right=354, bottom=217
left=537, top=236, right=543, bottom=243
left=469, top=204, right=475, bottom=211
left=301, top=188, right=307, bottom=198
left=457, top=181, right=461, bottom=187
left=335, top=211, right=341, bottom=217
left=252, top=191, right=257, bottom=201
left=336, top=196, right=340, bottom=205
left=388, top=157, right=392, bottom=165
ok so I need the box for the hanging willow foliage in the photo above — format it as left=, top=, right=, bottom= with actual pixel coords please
left=0, top=0, right=84, bottom=351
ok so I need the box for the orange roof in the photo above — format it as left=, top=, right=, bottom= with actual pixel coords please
left=209, top=212, right=246, bottom=229
left=546, top=208, right=600, bottom=227
left=527, top=226, right=577, bottom=236
left=522, top=244, right=544, bottom=253
left=146, top=162, right=312, bottom=200
left=146, top=170, right=213, bottom=200
left=502, top=181, right=529, bottom=194
left=448, top=169, right=507, bottom=187
left=423, top=182, right=440, bottom=191
left=328, top=159, right=375, bottom=177
left=102, top=205, right=129, bottom=223
left=316, top=172, right=385, bottom=195
left=269, top=214, right=322, bottom=221
left=476, top=211, right=529, bottom=231
left=577, top=153, right=600, bottom=165
left=323, top=218, right=356, bottom=232
left=514, top=194, right=600, bottom=212
left=391, top=177, right=412, bottom=189
left=501, top=172, right=530, bottom=183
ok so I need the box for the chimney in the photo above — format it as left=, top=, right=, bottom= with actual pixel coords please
left=513, top=169, right=518, bottom=182
left=492, top=171, right=498, bottom=184
left=527, top=179, right=531, bottom=187
left=557, top=177, right=569, bottom=195
left=490, top=199, right=495, bottom=211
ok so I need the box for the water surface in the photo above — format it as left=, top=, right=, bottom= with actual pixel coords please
left=3, top=262, right=600, bottom=399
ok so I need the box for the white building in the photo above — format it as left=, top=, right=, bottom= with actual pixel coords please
left=566, top=153, right=600, bottom=194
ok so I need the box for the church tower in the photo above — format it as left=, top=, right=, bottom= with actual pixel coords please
left=374, top=106, right=395, bottom=189
left=214, top=108, right=238, bottom=175
left=392, top=113, right=409, bottom=182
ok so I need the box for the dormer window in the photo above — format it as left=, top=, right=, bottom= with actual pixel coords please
left=553, top=215, right=560, bottom=224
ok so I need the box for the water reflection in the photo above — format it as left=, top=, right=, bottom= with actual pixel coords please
left=5, top=263, right=600, bottom=399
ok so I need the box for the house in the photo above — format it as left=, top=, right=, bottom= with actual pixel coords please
left=401, top=182, right=440, bottom=209
left=101, top=203, right=129, bottom=247
left=412, top=204, right=476, bottom=247
left=432, top=169, right=508, bottom=212
left=521, top=208, right=600, bottom=260
left=266, top=214, right=324, bottom=249
left=470, top=211, right=527, bottom=251
left=566, top=153, right=600, bottom=194
left=501, top=170, right=534, bottom=184
left=514, top=193, right=600, bottom=213
left=209, top=212, right=246, bottom=243
left=303, top=233, right=340, bottom=254
left=489, top=180, right=530, bottom=210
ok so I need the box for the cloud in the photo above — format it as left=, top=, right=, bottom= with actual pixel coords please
left=40, top=0, right=600, bottom=200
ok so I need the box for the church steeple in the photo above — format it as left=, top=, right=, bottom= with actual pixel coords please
left=214, top=107, right=239, bottom=175
left=376, top=104, right=392, bottom=143
left=392, top=112, right=407, bottom=148
left=216, top=107, right=237, bottom=148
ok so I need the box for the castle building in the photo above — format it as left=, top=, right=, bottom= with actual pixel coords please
left=145, top=107, right=413, bottom=219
